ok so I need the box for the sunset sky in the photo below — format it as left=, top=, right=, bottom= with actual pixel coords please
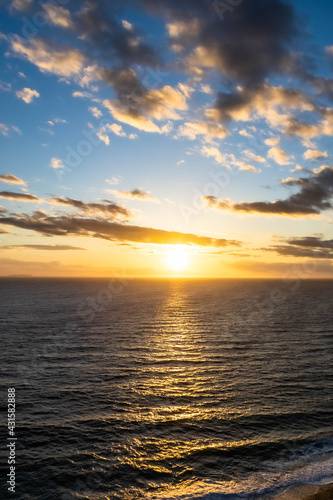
left=1, top=0, right=333, bottom=277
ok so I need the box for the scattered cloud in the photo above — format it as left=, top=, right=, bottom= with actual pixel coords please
left=110, top=189, right=159, bottom=203
left=50, top=196, right=131, bottom=219
left=42, top=4, right=74, bottom=29
left=50, top=158, right=65, bottom=170
left=268, top=146, right=291, bottom=165
left=11, top=36, right=86, bottom=78
left=178, top=121, right=229, bottom=141
left=0, top=123, right=21, bottom=136
left=0, top=174, right=26, bottom=186
left=0, top=191, right=40, bottom=202
left=303, top=149, right=328, bottom=161
left=16, top=87, right=40, bottom=103
left=244, top=150, right=266, bottom=163
left=106, top=177, right=121, bottom=186
left=10, top=0, right=32, bottom=11
left=89, top=106, right=102, bottom=118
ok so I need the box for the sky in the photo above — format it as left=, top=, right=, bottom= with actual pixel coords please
left=1, top=0, right=333, bottom=277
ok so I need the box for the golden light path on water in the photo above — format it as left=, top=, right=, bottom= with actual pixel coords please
left=113, top=281, right=254, bottom=499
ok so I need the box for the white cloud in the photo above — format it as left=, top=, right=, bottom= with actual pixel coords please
left=0, top=123, right=21, bottom=136
left=267, top=146, right=291, bottom=165
left=11, top=36, right=86, bottom=78
left=244, top=150, right=266, bottom=163
left=303, top=149, right=328, bottom=160
left=89, top=107, right=102, bottom=118
left=264, top=137, right=280, bottom=146
left=50, top=158, right=65, bottom=170
left=16, top=87, right=40, bottom=103
left=239, top=129, right=253, bottom=138
left=200, top=84, right=213, bottom=94
left=106, top=123, right=126, bottom=137
left=97, top=131, right=110, bottom=145
left=122, top=20, right=133, bottom=30
left=201, top=145, right=226, bottom=164
left=106, top=177, right=121, bottom=185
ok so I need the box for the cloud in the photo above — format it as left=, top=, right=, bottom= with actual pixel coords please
left=265, top=137, right=280, bottom=146
left=0, top=80, right=12, bottom=92
left=244, top=150, right=266, bottom=163
left=75, top=1, right=158, bottom=68
left=42, top=4, right=74, bottom=29
left=200, top=147, right=259, bottom=171
left=50, top=196, right=131, bottom=219
left=160, top=0, right=299, bottom=84
left=201, top=166, right=333, bottom=216
left=0, top=123, right=21, bottom=136
left=208, top=84, right=314, bottom=127
left=73, top=91, right=93, bottom=99
left=96, top=130, right=110, bottom=145
left=201, top=145, right=226, bottom=164
left=11, top=36, right=86, bottom=78
left=0, top=244, right=86, bottom=251
left=0, top=174, right=26, bottom=185
left=16, top=87, right=40, bottom=103
left=106, top=177, right=121, bottom=186
left=50, top=158, right=64, bottom=170
left=178, top=121, right=229, bottom=141
left=47, top=118, right=67, bottom=126
left=303, top=149, right=328, bottom=161
left=0, top=191, right=40, bottom=202
left=10, top=0, right=32, bottom=11
left=0, top=124, right=9, bottom=136
left=89, top=106, right=102, bottom=118
left=102, top=70, right=188, bottom=132
left=285, top=236, right=333, bottom=250
left=110, top=189, right=159, bottom=203
left=0, top=211, right=240, bottom=248
left=239, top=129, right=253, bottom=138
left=265, top=235, right=333, bottom=259
left=96, top=123, right=127, bottom=142
left=267, top=146, right=291, bottom=165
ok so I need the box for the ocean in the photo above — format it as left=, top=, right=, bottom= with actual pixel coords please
left=1, top=278, right=333, bottom=499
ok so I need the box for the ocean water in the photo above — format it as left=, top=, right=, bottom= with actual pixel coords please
left=1, top=278, right=333, bottom=500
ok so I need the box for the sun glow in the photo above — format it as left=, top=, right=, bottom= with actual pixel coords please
left=166, top=246, right=190, bottom=272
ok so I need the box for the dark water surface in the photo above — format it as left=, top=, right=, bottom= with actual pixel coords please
left=1, top=278, right=333, bottom=499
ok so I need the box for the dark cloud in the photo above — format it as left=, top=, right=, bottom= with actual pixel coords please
left=265, top=235, right=333, bottom=259
left=209, top=84, right=314, bottom=123
left=286, top=236, right=333, bottom=249
left=267, top=245, right=333, bottom=259
left=76, top=1, right=158, bottom=67
left=0, top=191, right=40, bottom=202
left=141, top=0, right=299, bottom=85
left=50, top=196, right=131, bottom=219
left=202, top=166, right=333, bottom=216
left=0, top=210, right=240, bottom=247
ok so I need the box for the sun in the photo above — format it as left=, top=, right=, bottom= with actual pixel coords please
left=166, top=246, right=189, bottom=272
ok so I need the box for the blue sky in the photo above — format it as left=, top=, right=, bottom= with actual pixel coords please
left=0, top=0, right=333, bottom=277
